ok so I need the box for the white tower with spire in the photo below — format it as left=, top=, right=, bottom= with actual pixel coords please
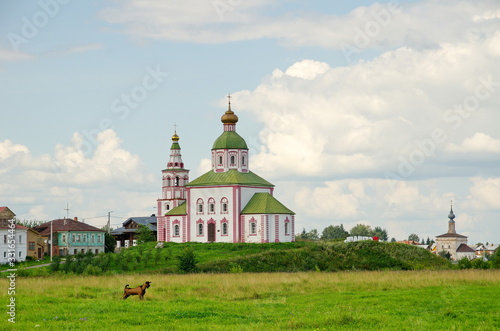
left=156, top=130, right=189, bottom=241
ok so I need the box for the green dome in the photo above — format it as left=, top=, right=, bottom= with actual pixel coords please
left=212, top=131, right=248, bottom=150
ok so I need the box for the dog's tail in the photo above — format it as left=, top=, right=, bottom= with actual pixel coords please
left=124, top=284, right=130, bottom=289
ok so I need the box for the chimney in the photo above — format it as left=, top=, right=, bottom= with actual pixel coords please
left=74, top=217, right=78, bottom=222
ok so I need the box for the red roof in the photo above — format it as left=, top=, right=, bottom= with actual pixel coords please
left=457, top=243, right=475, bottom=253
left=34, top=218, right=105, bottom=236
left=0, top=224, right=29, bottom=230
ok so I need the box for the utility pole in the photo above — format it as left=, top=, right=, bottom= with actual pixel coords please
left=50, top=220, right=53, bottom=262
left=107, top=211, right=113, bottom=234
left=64, top=203, right=70, bottom=219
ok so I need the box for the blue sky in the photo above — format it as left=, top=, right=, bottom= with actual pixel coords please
left=1, top=0, right=499, bottom=244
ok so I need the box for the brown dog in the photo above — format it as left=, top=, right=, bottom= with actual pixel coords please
left=122, top=281, right=151, bottom=300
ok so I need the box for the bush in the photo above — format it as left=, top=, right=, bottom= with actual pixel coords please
left=457, top=257, right=472, bottom=269
left=177, top=247, right=197, bottom=273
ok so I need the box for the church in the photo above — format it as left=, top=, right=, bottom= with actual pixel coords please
left=434, top=204, right=475, bottom=260
left=156, top=100, right=295, bottom=243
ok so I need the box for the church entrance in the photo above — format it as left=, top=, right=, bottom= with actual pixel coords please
left=207, top=223, right=216, bottom=243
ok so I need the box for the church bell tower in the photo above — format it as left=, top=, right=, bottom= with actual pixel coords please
left=157, top=130, right=189, bottom=216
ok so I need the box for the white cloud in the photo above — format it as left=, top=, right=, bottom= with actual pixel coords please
left=99, top=0, right=499, bottom=52
left=447, top=133, right=500, bottom=153
left=0, top=48, right=34, bottom=62
left=0, top=129, right=156, bottom=224
left=467, top=178, right=500, bottom=211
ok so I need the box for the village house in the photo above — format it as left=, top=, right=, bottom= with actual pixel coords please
left=34, top=217, right=106, bottom=256
left=111, top=215, right=157, bottom=250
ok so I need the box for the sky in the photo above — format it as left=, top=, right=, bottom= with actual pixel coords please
left=1, top=0, right=499, bottom=244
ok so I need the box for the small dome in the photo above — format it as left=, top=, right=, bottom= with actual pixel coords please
left=448, top=208, right=455, bottom=220
left=221, top=108, right=238, bottom=124
left=172, top=132, right=180, bottom=141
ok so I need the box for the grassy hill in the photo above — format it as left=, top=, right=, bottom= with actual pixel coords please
left=19, top=240, right=450, bottom=277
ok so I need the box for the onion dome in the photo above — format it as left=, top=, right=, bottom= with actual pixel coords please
left=448, top=202, right=455, bottom=220
left=172, top=132, right=180, bottom=142
left=221, top=102, right=238, bottom=124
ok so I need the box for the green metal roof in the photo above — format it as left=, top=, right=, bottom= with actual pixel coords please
left=212, top=131, right=248, bottom=150
left=170, top=142, right=180, bottom=150
left=241, top=193, right=295, bottom=215
left=186, top=169, right=274, bottom=187
left=165, top=201, right=187, bottom=216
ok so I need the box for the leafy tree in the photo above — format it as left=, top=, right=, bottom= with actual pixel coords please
left=457, top=257, right=472, bottom=269
left=350, top=224, right=373, bottom=237
left=321, top=224, right=348, bottom=240
left=438, top=250, right=451, bottom=260
left=390, top=238, right=397, bottom=243
left=177, top=247, right=197, bottom=273
left=296, top=228, right=319, bottom=241
left=408, top=234, right=420, bottom=242
left=13, top=217, right=44, bottom=228
left=136, top=224, right=156, bottom=244
left=104, top=233, right=116, bottom=253
left=372, top=226, right=388, bottom=241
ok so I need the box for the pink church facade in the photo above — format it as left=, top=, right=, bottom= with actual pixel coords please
left=157, top=102, right=295, bottom=243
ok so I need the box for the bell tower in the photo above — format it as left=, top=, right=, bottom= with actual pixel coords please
left=157, top=130, right=189, bottom=216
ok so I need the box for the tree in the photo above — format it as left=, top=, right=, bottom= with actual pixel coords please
left=321, top=224, right=348, bottom=240
left=177, top=247, right=197, bottom=273
left=438, top=250, right=451, bottom=260
left=350, top=224, right=373, bottom=237
left=408, top=234, right=420, bottom=242
left=296, top=228, right=319, bottom=241
left=372, top=226, right=388, bottom=241
left=104, top=232, right=116, bottom=253
left=390, top=238, right=397, bottom=243
left=136, top=224, right=156, bottom=244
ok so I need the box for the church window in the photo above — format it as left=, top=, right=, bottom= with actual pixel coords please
left=221, top=198, right=228, bottom=214
left=242, top=156, right=245, bottom=165
left=165, top=203, right=170, bottom=211
left=219, top=156, right=223, bottom=165
left=285, top=222, right=289, bottom=235
left=175, top=177, right=179, bottom=186
left=250, top=222, right=257, bottom=235
left=230, top=155, right=235, bottom=164
left=197, top=199, right=204, bottom=213
left=174, top=224, right=180, bottom=236
left=198, top=223, right=203, bottom=236
left=222, top=222, right=228, bottom=235
left=208, top=198, right=215, bottom=213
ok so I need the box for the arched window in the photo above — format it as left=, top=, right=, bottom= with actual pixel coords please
left=285, top=222, right=289, bottom=235
left=222, top=222, right=228, bottom=235
left=230, top=155, right=235, bottom=164
left=208, top=198, right=215, bottom=213
left=175, top=177, right=179, bottom=186
left=250, top=222, right=257, bottom=235
left=221, top=198, right=228, bottom=214
left=219, top=156, right=223, bottom=165
left=197, top=199, right=204, bottom=213
left=198, top=223, right=203, bottom=236
left=242, top=156, right=245, bottom=165
left=174, top=224, right=179, bottom=236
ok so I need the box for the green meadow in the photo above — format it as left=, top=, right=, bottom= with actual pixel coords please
left=4, top=270, right=500, bottom=330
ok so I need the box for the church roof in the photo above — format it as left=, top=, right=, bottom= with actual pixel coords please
left=186, top=169, right=273, bottom=187
left=241, top=192, right=295, bottom=215
left=212, top=131, right=248, bottom=150
left=456, top=243, right=475, bottom=253
left=165, top=201, right=187, bottom=216
left=435, top=232, right=468, bottom=239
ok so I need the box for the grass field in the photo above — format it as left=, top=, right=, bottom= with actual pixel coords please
left=3, top=270, right=500, bottom=330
